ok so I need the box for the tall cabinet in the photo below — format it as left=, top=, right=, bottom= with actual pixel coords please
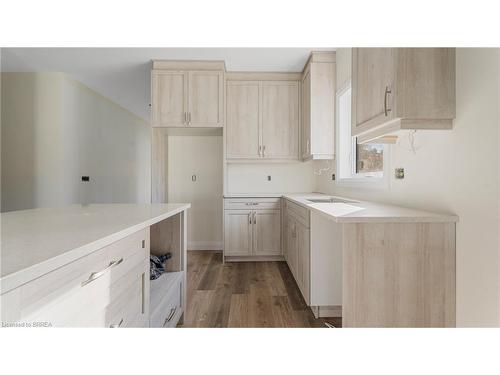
left=301, top=52, right=336, bottom=160
left=151, top=60, right=224, bottom=128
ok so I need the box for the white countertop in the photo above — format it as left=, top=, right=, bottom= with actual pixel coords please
left=225, top=192, right=458, bottom=223
left=0, top=203, right=190, bottom=293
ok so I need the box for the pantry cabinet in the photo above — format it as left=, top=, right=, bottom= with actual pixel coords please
left=224, top=198, right=282, bottom=258
left=301, top=52, right=336, bottom=160
left=351, top=48, right=455, bottom=143
left=151, top=61, right=224, bottom=128
left=225, top=73, right=300, bottom=161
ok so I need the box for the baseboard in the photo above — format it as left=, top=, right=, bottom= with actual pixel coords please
left=225, top=255, right=285, bottom=262
left=188, top=241, right=223, bottom=251
left=311, top=305, right=342, bottom=318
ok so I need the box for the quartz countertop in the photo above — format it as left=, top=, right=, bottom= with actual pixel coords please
left=0, top=203, right=190, bottom=293
left=224, top=192, right=458, bottom=223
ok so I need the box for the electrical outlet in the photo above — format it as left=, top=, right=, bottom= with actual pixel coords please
left=332, top=173, right=336, bottom=181
left=267, top=175, right=272, bottom=181
left=395, top=168, right=405, bottom=179
left=81, top=176, right=90, bottom=182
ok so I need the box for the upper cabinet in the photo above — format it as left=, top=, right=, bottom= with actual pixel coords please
left=151, top=61, right=224, bottom=127
left=225, top=73, right=300, bottom=161
left=351, top=48, right=455, bottom=143
left=301, top=52, right=336, bottom=160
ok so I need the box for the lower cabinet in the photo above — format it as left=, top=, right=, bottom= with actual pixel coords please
left=296, top=223, right=310, bottom=304
left=224, top=198, right=281, bottom=258
left=284, top=201, right=310, bottom=305
left=253, top=210, right=282, bottom=256
left=224, top=210, right=253, bottom=256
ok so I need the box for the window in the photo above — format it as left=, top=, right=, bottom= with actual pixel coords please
left=336, top=83, right=388, bottom=186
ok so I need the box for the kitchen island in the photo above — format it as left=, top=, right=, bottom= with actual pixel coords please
left=1, top=203, right=190, bottom=328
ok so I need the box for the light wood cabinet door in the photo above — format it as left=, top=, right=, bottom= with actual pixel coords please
left=152, top=71, right=187, bottom=127
left=224, top=210, right=252, bottom=256
left=286, top=215, right=298, bottom=279
left=188, top=71, right=223, bottom=127
left=352, top=48, right=394, bottom=133
left=261, top=81, right=299, bottom=160
left=301, top=71, right=311, bottom=159
left=297, top=223, right=310, bottom=304
left=253, top=209, right=281, bottom=256
left=226, top=81, right=261, bottom=159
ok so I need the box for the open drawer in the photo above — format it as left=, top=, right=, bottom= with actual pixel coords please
left=150, top=271, right=184, bottom=328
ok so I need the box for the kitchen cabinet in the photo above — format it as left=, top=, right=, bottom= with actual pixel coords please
left=253, top=210, right=281, bottom=256
left=226, top=81, right=261, bottom=159
left=301, top=52, right=336, bottom=160
left=286, top=214, right=298, bottom=277
left=225, top=73, right=300, bottom=161
left=261, top=82, right=300, bottom=159
left=223, top=198, right=282, bottom=259
left=152, top=71, right=187, bottom=127
left=351, top=48, right=455, bottom=143
left=223, top=209, right=253, bottom=256
left=151, top=61, right=224, bottom=128
left=284, top=199, right=310, bottom=304
left=296, top=223, right=310, bottom=304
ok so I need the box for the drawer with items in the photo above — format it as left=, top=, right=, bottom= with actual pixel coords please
left=224, top=197, right=281, bottom=210
left=149, top=271, right=184, bottom=328
left=1, top=228, right=150, bottom=327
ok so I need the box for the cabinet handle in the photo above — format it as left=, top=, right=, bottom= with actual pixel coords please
left=262, top=145, right=266, bottom=157
left=384, top=86, right=392, bottom=117
left=81, top=258, right=123, bottom=287
left=164, top=307, right=177, bottom=325
left=249, top=212, right=252, bottom=224
left=188, top=112, right=191, bottom=125
left=258, top=145, right=262, bottom=157
left=184, top=112, right=187, bottom=124
left=253, top=212, right=256, bottom=225
left=110, top=318, right=124, bottom=328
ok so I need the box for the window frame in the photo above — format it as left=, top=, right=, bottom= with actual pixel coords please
left=335, top=82, right=390, bottom=189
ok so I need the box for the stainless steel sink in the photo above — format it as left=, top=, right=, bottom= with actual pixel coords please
left=307, top=198, right=359, bottom=204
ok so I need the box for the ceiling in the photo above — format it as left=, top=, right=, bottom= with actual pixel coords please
left=1, top=48, right=334, bottom=121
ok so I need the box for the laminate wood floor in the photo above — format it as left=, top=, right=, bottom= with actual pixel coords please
left=181, top=251, right=342, bottom=328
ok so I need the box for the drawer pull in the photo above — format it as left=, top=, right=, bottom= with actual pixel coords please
left=164, top=307, right=177, bottom=325
left=81, top=258, right=124, bottom=287
left=110, top=318, right=124, bottom=328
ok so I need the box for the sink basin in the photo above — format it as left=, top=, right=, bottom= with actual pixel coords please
left=307, top=198, right=359, bottom=204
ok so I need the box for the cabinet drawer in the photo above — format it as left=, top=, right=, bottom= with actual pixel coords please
left=150, top=272, right=183, bottom=328
left=285, top=199, right=310, bottom=227
left=3, top=229, right=149, bottom=327
left=224, top=198, right=281, bottom=210
left=105, top=264, right=148, bottom=328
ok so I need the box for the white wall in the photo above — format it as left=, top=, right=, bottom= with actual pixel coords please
left=315, top=48, right=500, bottom=327
left=226, top=161, right=317, bottom=194
left=1, top=72, right=151, bottom=212
left=168, top=135, right=223, bottom=250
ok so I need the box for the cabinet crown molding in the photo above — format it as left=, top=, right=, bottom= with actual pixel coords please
left=152, top=59, right=226, bottom=71
left=305, top=51, right=336, bottom=67
left=225, top=72, right=302, bottom=81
